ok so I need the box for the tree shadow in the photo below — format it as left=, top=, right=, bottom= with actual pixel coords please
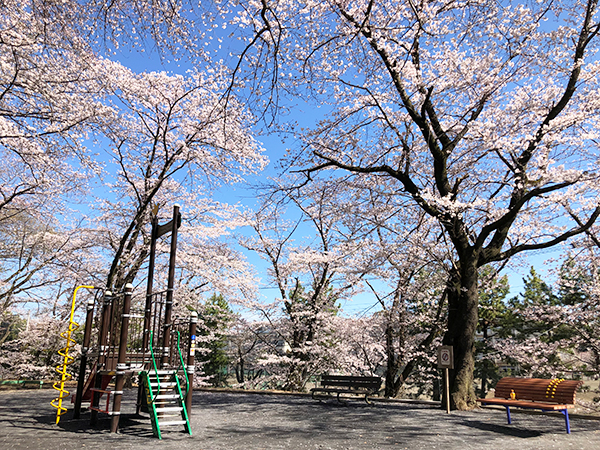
left=459, top=418, right=542, bottom=438
left=26, top=407, right=160, bottom=438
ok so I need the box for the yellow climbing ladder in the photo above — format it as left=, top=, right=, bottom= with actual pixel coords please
left=51, top=285, right=97, bottom=424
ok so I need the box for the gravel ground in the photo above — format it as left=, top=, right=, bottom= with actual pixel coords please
left=1, top=388, right=599, bottom=449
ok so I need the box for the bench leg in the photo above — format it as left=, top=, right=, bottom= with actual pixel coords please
left=561, top=409, right=571, bottom=434
left=505, top=406, right=512, bottom=425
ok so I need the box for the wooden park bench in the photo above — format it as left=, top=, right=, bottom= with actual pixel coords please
left=311, top=374, right=382, bottom=405
left=476, top=377, right=583, bottom=433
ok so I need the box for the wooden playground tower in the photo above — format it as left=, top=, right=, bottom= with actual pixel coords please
left=70, top=205, right=198, bottom=438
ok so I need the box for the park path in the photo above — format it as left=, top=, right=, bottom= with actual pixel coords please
left=1, top=389, right=599, bottom=449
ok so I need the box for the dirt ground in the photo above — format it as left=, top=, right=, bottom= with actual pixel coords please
left=1, top=388, right=600, bottom=449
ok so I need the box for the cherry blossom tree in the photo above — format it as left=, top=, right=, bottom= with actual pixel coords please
left=227, top=318, right=268, bottom=385
left=366, top=260, right=447, bottom=398
left=0, top=316, right=77, bottom=380
left=0, top=214, right=105, bottom=317
left=0, top=0, right=106, bottom=197
left=2, top=2, right=268, bottom=384
left=328, top=186, right=449, bottom=398
left=239, top=181, right=367, bottom=390
left=327, top=314, right=387, bottom=376
left=222, top=0, right=600, bottom=409
left=173, top=201, right=262, bottom=305
left=0, top=0, right=115, bottom=313
left=82, top=59, right=267, bottom=293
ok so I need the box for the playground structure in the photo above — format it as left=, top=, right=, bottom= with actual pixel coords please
left=52, top=205, right=198, bottom=438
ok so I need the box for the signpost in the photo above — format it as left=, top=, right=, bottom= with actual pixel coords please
left=437, top=346, right=454, bottom=413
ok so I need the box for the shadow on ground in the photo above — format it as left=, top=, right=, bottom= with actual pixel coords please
left=1, top=389, right=599, bottom=449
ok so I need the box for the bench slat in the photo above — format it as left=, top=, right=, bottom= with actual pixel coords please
left=321, top=381, right=380, bottom=389
left=320, top=375, right=381, bottom=390
left=493, top=377, right=581, bottom=404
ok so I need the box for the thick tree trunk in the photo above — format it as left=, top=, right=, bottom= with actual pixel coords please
left=384, top=322, right=402, bottom=398
left=236, top=354, right=245, bottom=384
left=442, top=262, right=479, bottom=410
left=384, top=296, right=407, bottom=398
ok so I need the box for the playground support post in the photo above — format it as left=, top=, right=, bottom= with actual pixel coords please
left=185, top=311, right=198, bottom=416
left=142, top=213, right=159, bottom=360
left=161, top=204, right=180, bottom=369
left=74, top=296, right=96, bottom=419
left=111, top=284, right=133, bottom=433
left=137, top=212, right=159, bottom=415
left=91, top=290, right=113, bottom=426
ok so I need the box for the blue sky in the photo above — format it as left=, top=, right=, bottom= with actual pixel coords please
left=100, top=28, right=565, bottom=318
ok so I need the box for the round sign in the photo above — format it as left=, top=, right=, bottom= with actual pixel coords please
left=438, top=346, right=454, bottom=368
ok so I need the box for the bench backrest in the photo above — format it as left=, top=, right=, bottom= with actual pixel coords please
left=494, top=377, right=582, bottom=404
left=321, top=375, right=382, bottom=391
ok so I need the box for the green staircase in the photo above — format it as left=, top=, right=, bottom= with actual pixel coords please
left=142, top=330, right=192, bottom=439
left=142, top=369, right=191, bottom=439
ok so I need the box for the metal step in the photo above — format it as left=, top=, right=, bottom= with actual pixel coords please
left=154, top=394, right=180, bottom=400
left=155, top=406, right=183, bottom=413
left=149, top=382, right=176, bottom=388
left=157, top=420, right=187, bottom=427
left=148, top=370, right=176, bottom=376
left=148, top=375, right=174, bottom=381
left=148, top=374, right=174, bottom=380
left=149, top=380, right=174, bottom=386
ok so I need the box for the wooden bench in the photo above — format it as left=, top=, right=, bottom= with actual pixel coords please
left=477, top=377, right=583, bottom=433
left=311, top=375, right=382, bottom=404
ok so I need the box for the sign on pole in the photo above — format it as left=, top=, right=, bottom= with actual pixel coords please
left=437, top=345, right=454, bottom=414
left=437, top=345, right=454, bottom=369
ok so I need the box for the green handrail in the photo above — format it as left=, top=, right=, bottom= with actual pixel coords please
left=175, top=331, right=189, bottom=391
left=148, top=330, right=161, bottom=401
left=148, top=329, right=188, bottom=397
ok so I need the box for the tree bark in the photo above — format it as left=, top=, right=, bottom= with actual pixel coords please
left=384, top=321, right=402, bottom=398
left=236, top=349, right=245, bottom=383
left=443, top=261, right=479, bottom=410
left=384, top=290, right=406, bottom=398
